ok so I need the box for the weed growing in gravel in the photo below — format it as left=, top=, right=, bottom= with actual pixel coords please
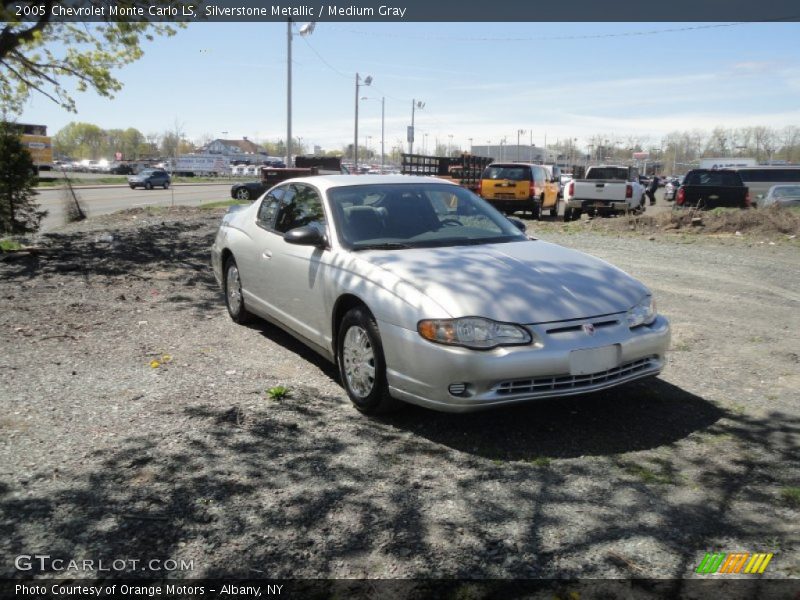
left=267, top=385, right=291, bottom=400
left=622, top=460, right=678, bottom=485
left=780, top=487, right=800, bottom=507
left=525, top=456, right=551, bottom=467
left=0, top=239, right=22, bottom=251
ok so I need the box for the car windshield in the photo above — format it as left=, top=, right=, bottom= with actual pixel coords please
left=772, top=185, right=800, bottom=198
left=139, top=169, right=154, bottom=176
left=328, top=183, right=529, bottom=250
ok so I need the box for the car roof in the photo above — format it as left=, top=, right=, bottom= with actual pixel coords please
left=280, top=174, right=459, bottom=191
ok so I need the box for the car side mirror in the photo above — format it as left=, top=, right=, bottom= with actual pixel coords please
left=284, top=225, right=327, bottom=248
left=507, top=217, right=527, bottom=232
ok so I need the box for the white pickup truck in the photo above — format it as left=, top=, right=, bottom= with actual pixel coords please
left=563, top=165, right=646, bottom=221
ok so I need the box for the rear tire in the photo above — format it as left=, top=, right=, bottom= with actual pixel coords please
left=164, top=181, right=170, bottom=189
left=223, top=256, right=253, bottom=324
left=337, top=306, right=400, bottom=415
left=235, top=187, right=251, bottom=201
left=530, top=199, right=541, bottom=221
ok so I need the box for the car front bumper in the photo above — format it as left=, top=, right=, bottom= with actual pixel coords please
left=378, top=314, right=670, bottom=412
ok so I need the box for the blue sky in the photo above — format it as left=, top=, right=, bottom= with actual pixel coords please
left=18, top=21, right=800, bottom=154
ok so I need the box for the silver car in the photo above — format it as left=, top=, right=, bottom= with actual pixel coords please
left=211, top=175, right=670, bottom=414
left=759, top=184, right=800, bottom=208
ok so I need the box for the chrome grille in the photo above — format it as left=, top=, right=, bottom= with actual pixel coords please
left=546, top=319, right=619, bottom=335
left=494, top=356, right=657, bottom=396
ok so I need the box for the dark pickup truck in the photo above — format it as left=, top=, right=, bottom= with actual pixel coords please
left=674, top=169, right=750, bottom=209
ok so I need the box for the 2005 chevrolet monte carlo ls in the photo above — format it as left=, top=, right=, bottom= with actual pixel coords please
left=211, top=175, right=670, bottom=414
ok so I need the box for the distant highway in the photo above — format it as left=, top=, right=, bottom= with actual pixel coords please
left=35, top=183, right=234, bottom=232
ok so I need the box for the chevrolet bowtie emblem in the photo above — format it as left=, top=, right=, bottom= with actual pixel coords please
left=582, top=324, right=596, bottom=335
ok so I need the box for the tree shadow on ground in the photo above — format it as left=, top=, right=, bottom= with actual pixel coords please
left=1, top=374, right=796, bottom=580
left=0, top=217, right=222, bottom=316
left=384, top=378, right=723, bottom=459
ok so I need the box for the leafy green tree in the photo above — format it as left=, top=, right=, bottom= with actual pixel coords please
left=121, top=127, right=145, bottom=159
left=52, top=121, right=105, bottom=159
left=0, top=1, right=183, bottom=113
left=0, top=121, right=46, bottom=233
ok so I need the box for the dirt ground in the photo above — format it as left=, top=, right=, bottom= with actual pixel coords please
left=1, top=207, right=798, bottom=584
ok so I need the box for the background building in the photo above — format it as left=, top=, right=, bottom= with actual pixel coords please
left=471, top=144, right=553, bottom=163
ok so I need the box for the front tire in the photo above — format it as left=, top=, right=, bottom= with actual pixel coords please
left=235, top=187, right=251, bottom=201
left=223, top=256, right=253, bottom=324
left=145, top=182, right=153, bottom=190
left=337, top=307, right=399, bottom=415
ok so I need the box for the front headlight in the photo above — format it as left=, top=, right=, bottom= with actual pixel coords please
left=627, top=295, right=657, bottom=328
left=417, top=317, right=532, bottom=350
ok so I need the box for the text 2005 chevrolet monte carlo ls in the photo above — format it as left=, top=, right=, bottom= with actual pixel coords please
left=211, top=175, right=670, bottom=414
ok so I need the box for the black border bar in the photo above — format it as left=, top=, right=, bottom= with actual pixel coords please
left=5, top=0, right=800, bottom=22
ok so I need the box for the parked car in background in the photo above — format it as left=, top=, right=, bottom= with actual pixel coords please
left=759, top=184, right=800, bottom=208
left=563, top=165, right=646, bottom=220
left=128, top=169, right=171, bottom=190
left=727, top=166, right=800, bottom=205
left=110, top=162, right=135, bottom=175
left=664, top=177, right=683, bottom=201
left=230, top=167, right=323, bottom=201
left=673, top=169, right=749, bottom=210
left=212, top=175, right=670, bottom=414
left=478, top=162, right=560, bottom=219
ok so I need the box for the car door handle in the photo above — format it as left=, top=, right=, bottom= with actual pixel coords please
left=262, top=250, right=272, bottom=260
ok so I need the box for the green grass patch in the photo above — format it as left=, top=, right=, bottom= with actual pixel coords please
left=780, top=487, right=800, bottom=507
left=622, top=461, right=678, bottom=485
left=200, top=199, right=249, bottom=210
left=267, top=385, right=290, bottom=400
left=0, top=239, right=23, bottom=251
left=525, top=456, right=552, bottom=467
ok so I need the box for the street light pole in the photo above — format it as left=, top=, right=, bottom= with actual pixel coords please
left=354, top=72, right=372, bottom=172
left=287, top=20, right=315, bottom=168
left=362, top=95, right=386, bottom=173
left=286, top=20, right=292, bottom=167
left=517, top=129, right=525, bottom=161
left=529, top=130, right=533, bottom=161
left=409, top=99, right=424, bottom=154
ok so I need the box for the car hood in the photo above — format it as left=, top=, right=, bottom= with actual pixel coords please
left=359, top=240, right=648, bottom=323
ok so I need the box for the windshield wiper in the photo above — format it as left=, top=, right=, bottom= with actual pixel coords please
left=352, top=242, right=412, bottom=251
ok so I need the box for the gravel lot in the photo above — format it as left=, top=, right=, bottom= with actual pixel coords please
left=1, top=207, right=798, bottom=582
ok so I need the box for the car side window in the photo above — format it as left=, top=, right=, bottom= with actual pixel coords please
left=275, top=184, right=326, bottom=234
left=257, top=187, right=286, bottom=229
